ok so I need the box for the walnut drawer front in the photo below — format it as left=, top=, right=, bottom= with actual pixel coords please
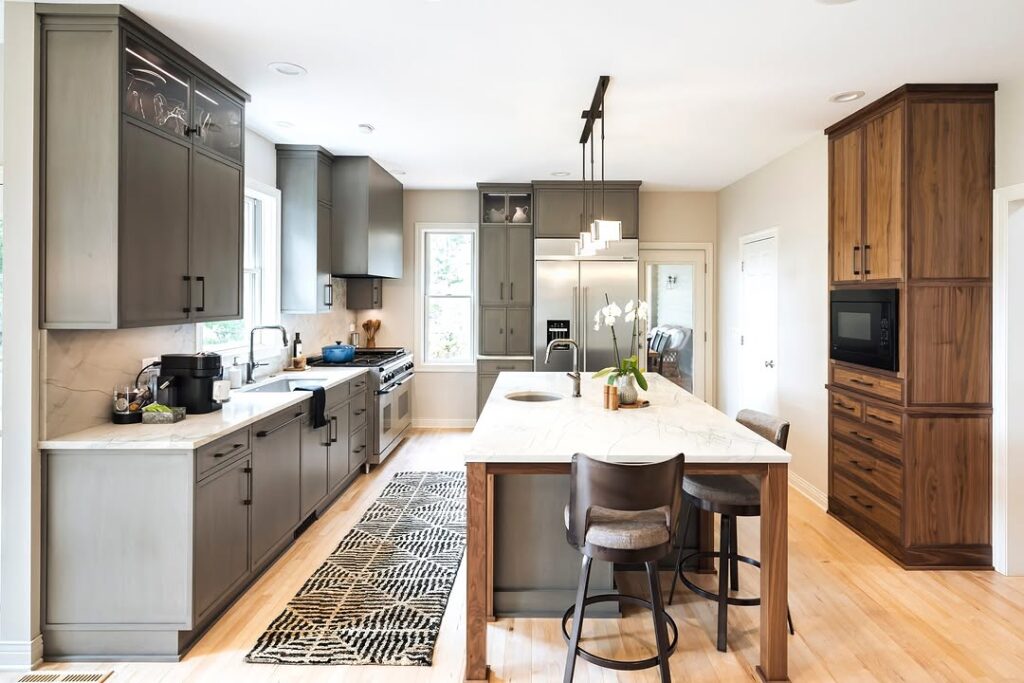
left=833, top=416, right=903, bottom=461
left=830, top=392, right=864, bottom=420
left=864, top=403, right=902, bottom=434
left=196, top=429, right=251, bottom=479
left=833, top=472, right=901, bottom=539
left=833, top=366, right=903, bottom=403
left=832, top=438, right=901, bottom=502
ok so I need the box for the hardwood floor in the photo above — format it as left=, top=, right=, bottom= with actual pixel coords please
left=22, top=429, right=1024, bottom=682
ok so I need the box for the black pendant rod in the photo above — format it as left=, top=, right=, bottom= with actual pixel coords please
left=579, top=75, right=610, bottom=144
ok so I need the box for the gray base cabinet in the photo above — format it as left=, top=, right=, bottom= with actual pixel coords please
left=477, top=359, right=533, bottom=416
left=41, top=376, right=372, bottom=661
left=533, top=180, right=641, bottom=239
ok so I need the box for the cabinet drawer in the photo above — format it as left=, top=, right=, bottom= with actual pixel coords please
left=197, top=429, right=250, bottom=478
left=832, top=416, right=902, bottom=461
left=349, top=427, right=368, bottom=474
left=325, top=380, right=350, bottom=410
left=833, top=366, right=903, bottom=403
left=477, top=359, right=533, bottom=374
left=832, top=439, right=901, bottom=502
left=349, top=391, right=368, bottom=432
left=864, top=404, right=902, bottom=435
left=830, top=392, right=863, bottom=420
left=833, top=472, right=901, bottom=539
left=349, top=374, right=369, bottom=396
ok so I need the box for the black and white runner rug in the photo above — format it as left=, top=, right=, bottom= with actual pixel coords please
left=245, top=470, right=466, bottom=666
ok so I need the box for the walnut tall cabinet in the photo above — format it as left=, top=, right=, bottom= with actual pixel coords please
left=825, top=84, right=996, bottom=568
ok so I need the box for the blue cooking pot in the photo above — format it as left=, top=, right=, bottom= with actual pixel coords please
left=322, top=341, right=356, bottom=364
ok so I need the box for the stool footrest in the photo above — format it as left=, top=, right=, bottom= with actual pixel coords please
left=561, top=594, right=678, bottom=672
left=678, top=551, right=762, bottom=607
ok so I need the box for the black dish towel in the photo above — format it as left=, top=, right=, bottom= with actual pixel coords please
left=294, top=385, right=327, bottom=428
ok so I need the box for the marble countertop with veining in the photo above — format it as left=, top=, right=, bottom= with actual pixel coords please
left=466, top=372, right=791, bottom=464
left=38, top=368, right=369, bottom=451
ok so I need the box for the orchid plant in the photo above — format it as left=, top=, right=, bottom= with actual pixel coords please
left=591, top=294, right=650, bottom=391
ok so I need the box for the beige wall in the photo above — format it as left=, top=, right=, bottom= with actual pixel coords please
left=717, top=135, right=829, bottom=499
left=639, top=191, right=717, bottom=244
left=997, top=79, right=1024, bottom=189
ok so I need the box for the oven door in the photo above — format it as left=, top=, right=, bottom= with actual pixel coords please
left=830, top=294, right=897, bottom=371
left=377, top=373, right=413, bottom=454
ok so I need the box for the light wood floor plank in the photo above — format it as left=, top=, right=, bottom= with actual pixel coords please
left=14, top=428, right=1024, bottom=682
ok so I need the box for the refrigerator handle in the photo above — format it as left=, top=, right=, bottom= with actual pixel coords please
left=571, top=286, right=578, bottom=342
left=582, top=286, right=589, bottom=371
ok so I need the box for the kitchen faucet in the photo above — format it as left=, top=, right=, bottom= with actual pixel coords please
left=247, top=325, right=289, bottom=384
left=545, top=338, right=581, bottom=398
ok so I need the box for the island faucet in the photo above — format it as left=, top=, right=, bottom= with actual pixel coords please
left=544, top=338, right=581, bottom=398
left=247, top=325, right=289, bottom=384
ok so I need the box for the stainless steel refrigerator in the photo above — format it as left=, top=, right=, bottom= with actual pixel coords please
left=534, top=239, right=639, bottom=372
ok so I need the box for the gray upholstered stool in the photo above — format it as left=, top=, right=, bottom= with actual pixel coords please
left=562, top=452, right=685, bottom=683
left=668, top=409, right=794, bottom=652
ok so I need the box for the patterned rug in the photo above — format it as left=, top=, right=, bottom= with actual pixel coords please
left=245, top=470, right=466, bottom=666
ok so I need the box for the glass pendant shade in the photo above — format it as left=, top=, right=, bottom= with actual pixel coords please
left=578, top=230, right=597, bottom=256
left=593, top=219, right=622, bottom=243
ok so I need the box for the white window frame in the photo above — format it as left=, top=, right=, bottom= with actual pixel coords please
left=196, top=177, right=282, bottom=362
left=415, top=222, right=478, bottom=373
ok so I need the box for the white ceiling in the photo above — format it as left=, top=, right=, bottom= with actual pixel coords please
left=32, top=0, right=1024, bottom=189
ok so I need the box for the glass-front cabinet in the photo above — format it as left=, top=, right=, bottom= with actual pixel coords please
left=481, top=189, right=532, bottom=225
left=194, top=79, right=244, bottom=163
left=123, top=35, right=191, bottom=138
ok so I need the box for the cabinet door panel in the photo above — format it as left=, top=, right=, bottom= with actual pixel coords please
left=480, top=307, right=507, bottom=356
left=597, top=189, right=639, bottom=239
left=251, top=417, right=302, bottom=568
left=535, top=188, right=585, bottom=238
left=477, top=373, right=498, bottom=417
left=300, top=418, right=329, bottom=518
left=507, top=226, right=533, bottom=305
left=120, top=120, right=191, bottom=326
left=865, top=105, right=904, bottom=281
left=191, top=150, right=243, bottom=321
left=327, top=403, right=351, bottom=492
left=194, top=457, right=250, bottom=620
left=506, top=308, right=532, bottom=356
left=479, top=226, right=507, bottom=306
left=830, top=128, right=863, bottom=283
left=317, top=203, right=333, bottom=312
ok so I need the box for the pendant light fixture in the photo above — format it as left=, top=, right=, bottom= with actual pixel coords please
left=576, top=76, right=621, bottom=255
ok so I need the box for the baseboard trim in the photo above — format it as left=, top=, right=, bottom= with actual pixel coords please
left=0, top=635, right=43, bottom=670
left=411, top=418, right=477, bottom=429
left=789, top=470, right=827, bottom=510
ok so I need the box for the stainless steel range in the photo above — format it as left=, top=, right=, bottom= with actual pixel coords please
left=309, top=347, right=414, bottom=468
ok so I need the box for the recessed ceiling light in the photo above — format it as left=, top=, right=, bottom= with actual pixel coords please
left=275, top=120, right=295, bottom=128
left=817, top=0, right=857, bottom=4
left=358, top=123, right=376, bottom=134
left=551, top=171, right=571, bottom=177
left=829, top=90, right=865, bottom=103
left=392, top=169, right=407, bottom=175
left=268, top=61, right=307, bottom=77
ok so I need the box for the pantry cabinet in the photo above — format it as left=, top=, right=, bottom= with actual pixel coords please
left=39, top=6, right=248, bottom=329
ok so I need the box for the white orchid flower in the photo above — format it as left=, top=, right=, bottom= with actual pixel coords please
left=593, top=309, right=602, bottom=324
left=637, top=300, right=650, bottom=321
left=604, top=314, right=617, bottom=326
left=624, top=300, right=635, bottom=313
left=625, top=309, right=637, bottom=323
left=593, top=323, right=600, bottom=331
left=605, top=302, right=622, bottom=317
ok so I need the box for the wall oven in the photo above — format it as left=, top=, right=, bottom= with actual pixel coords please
left=830, top=288, right=899, bottom=372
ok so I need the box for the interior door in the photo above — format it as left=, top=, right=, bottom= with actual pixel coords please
left=579, top=261, right=639, bottom=373
left=640, top=249, right=707, bottom=398
left=830, top=128, right=863, bottom=283
left=740, top=234, right=779, bottom=414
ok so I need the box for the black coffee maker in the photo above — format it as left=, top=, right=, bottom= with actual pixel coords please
left=159, top=353, right=224, bottom=414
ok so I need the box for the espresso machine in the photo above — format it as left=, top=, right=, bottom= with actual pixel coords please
left=159, top=353, right=225, bottom=414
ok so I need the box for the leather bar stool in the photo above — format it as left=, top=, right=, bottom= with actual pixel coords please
left=562, top=452, right=685, bottom=683
left=668, top=409, right=795, bottom=652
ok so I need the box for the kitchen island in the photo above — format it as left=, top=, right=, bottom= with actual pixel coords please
left=465, top=371, right=791, bottom=682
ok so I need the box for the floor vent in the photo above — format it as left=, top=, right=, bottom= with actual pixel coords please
left=17, top=673, right=111, bottom=683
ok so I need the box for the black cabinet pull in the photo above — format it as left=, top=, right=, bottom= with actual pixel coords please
left=324, top=283, right=333, bottom=307
left=863, top=244, right=871, bottom=275
left=499, top=282, right=504, bottom=300
left=852, top=245, right=861, bottom=275
left=242, top=498, right=252, bottom=505
left=330, top=416, right=339, bottom=444
left=353, top=408, right=365, bottom=415
left=255, top=413, right=302, bottom=438
left=510, top=282, right=514, bottom=300
left=213, top=451, right=227, bottom=459
left=196, top=276, right=206, bottom=312
left=353, top=447, right=363, bottom=454
left=182, top=275, right=192, bottom=313
left=849, top=494, right=874, bottom=510
left=872, top=415, right=896, bottom=425
left=849, top=459, right=875, bottom=473
left=184, top=125, right=200, bottom=137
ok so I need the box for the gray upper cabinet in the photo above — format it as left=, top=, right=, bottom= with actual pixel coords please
left=332, top=157, right=404, bottom=279
left=39, top=6, right=249, bottom=329
left=278, top=146, right=334, bottom=314
left=346, top=278, right=383, bottom=310
left=477, top=184, right=534, bottom=356
left=533, top=181, right=641, bottom=239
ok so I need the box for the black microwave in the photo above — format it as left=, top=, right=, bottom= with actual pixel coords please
left=830, top=288, right=898, bottom=372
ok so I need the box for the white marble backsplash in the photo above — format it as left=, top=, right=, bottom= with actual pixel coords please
left=43, top=279, right=359, bottom=440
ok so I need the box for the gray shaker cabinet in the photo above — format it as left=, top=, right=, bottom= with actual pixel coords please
left=327, top=402, right=352, bottom=493
left=507, top=226, right=534, bottom=305
left=480, top=226, right=507, bottom=306
left=299, top=416, right=330, bottom=519
left=506, top=308, right=533, bottom=356
left=251, top=411, right=304, bottom=570
left=533, top=181, right=641, bottom=239
left=38, top=6, right=249, bottom=329
left=278, top=146, right=335, bottom=314
left=194, top=455, right=251, bottom=622
left=480, top=308, right=508, bottom=356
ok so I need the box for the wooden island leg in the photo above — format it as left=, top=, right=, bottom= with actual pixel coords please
left=758, top=462, right=789, bottom=682
left=466, top=462, right=489, bottom=681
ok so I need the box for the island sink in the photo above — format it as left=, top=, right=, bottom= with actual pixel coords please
left=504, top=391, right=563, bottom=402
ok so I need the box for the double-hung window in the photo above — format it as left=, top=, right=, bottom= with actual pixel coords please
left=419, top=225, right=476, bottom=368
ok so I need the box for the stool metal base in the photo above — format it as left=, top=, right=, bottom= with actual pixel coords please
left=561, top=594, right=679, bottom=672
left=675, top=550, right=762, bottom=607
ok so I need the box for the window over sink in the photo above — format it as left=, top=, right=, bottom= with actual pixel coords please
left=417, top=224, right=477, bottom=370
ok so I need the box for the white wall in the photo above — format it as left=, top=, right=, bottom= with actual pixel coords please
left=996, top=79, right=1024, bottom=189
left=717, top=135, right=829, bottom=500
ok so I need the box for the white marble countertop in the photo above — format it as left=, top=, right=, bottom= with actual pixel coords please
left=38, top=367, right=369, bottom=451
left=466, top=372, right=791, bottom=465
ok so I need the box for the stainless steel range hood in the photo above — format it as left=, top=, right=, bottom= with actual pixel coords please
left=331, top=156, right=404, bottom=279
